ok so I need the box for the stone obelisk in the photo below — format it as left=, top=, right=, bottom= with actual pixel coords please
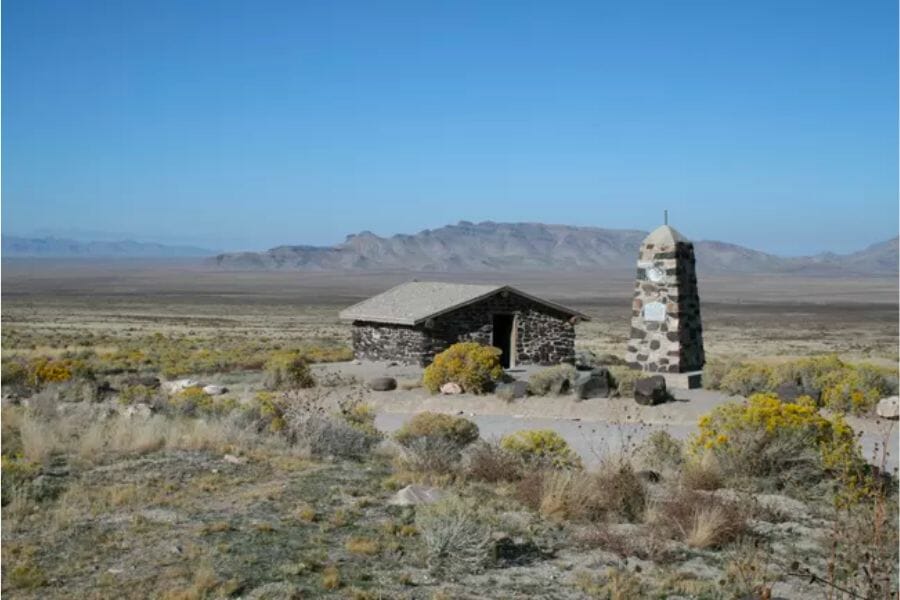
left=624, top=223, right=705, bottom=388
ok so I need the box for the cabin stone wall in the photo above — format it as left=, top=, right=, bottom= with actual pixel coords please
left=350, top=292, right=577, bottom=366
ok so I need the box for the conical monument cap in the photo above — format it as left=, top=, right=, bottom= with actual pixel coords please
left=643, top=224, right=688, bottom=246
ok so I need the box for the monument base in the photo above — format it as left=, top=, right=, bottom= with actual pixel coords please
left=661, top=371, right=703, bottom=390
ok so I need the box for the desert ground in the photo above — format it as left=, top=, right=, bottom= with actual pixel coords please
left=1, top=259, right=897, bottom=599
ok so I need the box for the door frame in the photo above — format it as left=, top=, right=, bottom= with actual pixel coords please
left=490, top=312, right=517, bottom=369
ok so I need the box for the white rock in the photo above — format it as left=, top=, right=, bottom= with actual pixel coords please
left=876, top=396, right=899, bottom=420
left=223, top=454, right=245, bottom=465
left=440, top=382, right=463, bottom=395
left=123, top=403, right=152, bottom=419
left=202, top=385, right=227, bottom=396
left=388, top=484, right=445, bottom=506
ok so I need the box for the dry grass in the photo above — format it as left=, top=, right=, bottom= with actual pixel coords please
left=649, top=490, right=747, bottom=550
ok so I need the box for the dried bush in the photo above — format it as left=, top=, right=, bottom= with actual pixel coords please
left=636, top=430, right=684, bottom=473
left=527, top=364, right=577, bottom=396
left=680, top=453, right=723, bottom=491
left=398, top=437, right=464, bottom=475
left=464, top=440, right=523, bottom=483
left=422, top=342, right=503, bottom=394
left=394, top=412, right=479, bottom=450
left=500, top=429, right=582, bottom=470
left=415, top=495, right=493, bottom=575
left=515, top=459, right=645, bottom=523
left=650, top=490, right=746, bottom=549
left=264, top=351, right=315, bottom=390
left=575, top=568, right=646, bottom=599
left=286, top=410, right=381, bottom=460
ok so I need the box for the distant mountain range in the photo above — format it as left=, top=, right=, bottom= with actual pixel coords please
left=2, top=236, right=214, bottom=258
left=209, top=221, right=899, bottom=276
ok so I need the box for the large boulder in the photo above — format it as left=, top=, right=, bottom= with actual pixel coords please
left=367, top=377, right=397, bottom=392
left=574, top=369, right=610, bottom=400
left=877, top=396, right=899, bottom=420
left=388, top=484, right=445, bottom=506
left=496, top=380, right=529, bottom=400
left=634, top=375, right=668, bottom=406
left=162, top=379, right=202, bottom=394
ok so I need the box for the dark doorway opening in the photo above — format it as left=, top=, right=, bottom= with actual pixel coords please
left=492, top=314, right=514, bottom=368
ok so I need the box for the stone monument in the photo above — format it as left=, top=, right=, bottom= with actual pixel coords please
left=625, top=222, right=705, bottom=388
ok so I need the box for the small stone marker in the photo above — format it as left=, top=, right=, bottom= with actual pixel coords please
left=202, top=385, right=228, bottom=396
left=634, top=375, right=668, bottom=406
left=367, top=377, right=397, bottom=391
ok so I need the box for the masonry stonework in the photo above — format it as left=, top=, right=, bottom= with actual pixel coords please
left=351, top=292, right=576, bottom=366
left=624, top=226, right=705, bottom=376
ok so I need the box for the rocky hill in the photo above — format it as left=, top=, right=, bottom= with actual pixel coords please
left=210, top=221, right=898, bottom=276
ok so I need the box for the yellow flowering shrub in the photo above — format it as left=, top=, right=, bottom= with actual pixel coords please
left=169, top=386, right=214, bottom=416
left=422, top=342, right=503, bottom=394
left=500, top=429, right=582, bottom=470
left=692, top=393, right=863, bottom=490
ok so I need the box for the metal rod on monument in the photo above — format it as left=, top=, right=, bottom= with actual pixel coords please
left=664, top=209, right=668, bottom=225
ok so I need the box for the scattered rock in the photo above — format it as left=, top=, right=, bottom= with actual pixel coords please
left=202, top=385, right=228, bottom=396
left=634, top=375, right=668, bottom=406
left=223, top=454, right=246, bottom=465
left=636, top=470, right=661, bottom=483
left=122, top=403, right=153, bottom=419
left=367, top=377, right=397, bottom=392
left=496, top=380, right=529, bottom=400
left=574, top=368, right=610, bottom=400
left=352, top=359, right=362, bottom=365
left=388, top=484, right=445, bottom=506
left=492, top=532, right=541, bottom=564
left=162, top=379, right=202, bottom=393
left=877, top=396, right=899, bottom=420
left=440, top=382, right=463, bottom=395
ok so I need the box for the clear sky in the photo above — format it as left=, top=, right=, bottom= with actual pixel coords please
left=3, top=0, right=897, bottom=254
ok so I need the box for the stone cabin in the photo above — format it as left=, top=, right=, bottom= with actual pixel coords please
left=339, top=282, right=588, bottom=367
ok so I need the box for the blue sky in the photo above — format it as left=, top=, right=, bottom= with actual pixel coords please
left=3, top=0, right=897, bottom=254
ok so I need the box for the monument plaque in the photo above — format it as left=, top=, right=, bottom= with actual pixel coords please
left=642, top=301, right=666, bottom=322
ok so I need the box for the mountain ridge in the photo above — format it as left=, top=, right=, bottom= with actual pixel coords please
left=2, top=236, right=215, bottom=258
left=210, top=221, right=899, bottom=276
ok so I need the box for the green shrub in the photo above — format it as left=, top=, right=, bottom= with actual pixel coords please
left=422, top=342, right=503, bottom=394
left=500, top=429, right=581, bottom=470
left=394, top=412, right=479, bottom=450
left=117, top=384, right=155, bottom=406
left=264, top=351, right=315, bottom=390
left=608, top=366, right=641, bottom=397
left=719, top=363, right=774, bottom=397
left=527, top=364, right=577, bottom=396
